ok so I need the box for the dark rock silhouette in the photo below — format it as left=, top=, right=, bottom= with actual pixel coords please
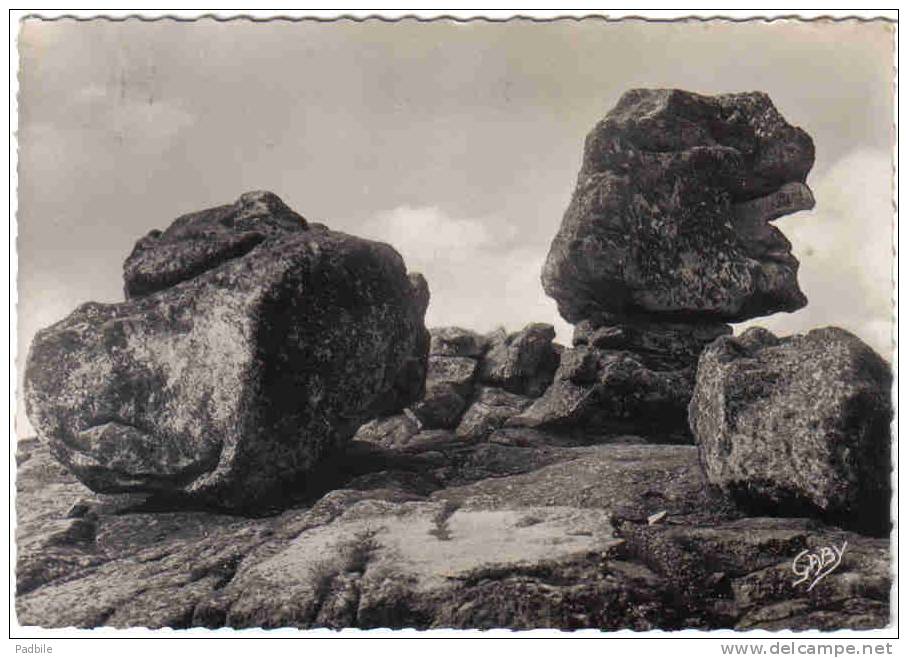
left=24, top=192, right=430, bottom=510
left=690, top=326, right=892, bottom=535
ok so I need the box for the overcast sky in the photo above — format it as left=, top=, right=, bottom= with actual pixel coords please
left=15, top=18, right=895, bottom=433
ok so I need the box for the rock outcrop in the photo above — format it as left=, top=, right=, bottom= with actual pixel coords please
left=16, top=93, right=890, bottom=633
left=428, top=326, right=488, bottom=358
left=411, top=356, right=479, bottom=429
left=690, top=327, right=892, bottom=535
left=508, top=346, right=695, bottom=441
left=376, top=323, right=560, bottom=435
left=537, top=89, right=816, bottom=436
left=17, top=433, right=890, bottom=630
left=24, top=192, right=430, bottom=511
left=478, top=323, right=561, bottom=397
left=456, top=386, right=534, bottom=441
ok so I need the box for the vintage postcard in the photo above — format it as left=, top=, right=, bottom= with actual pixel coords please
left=9, top=7, right=899, bottom=648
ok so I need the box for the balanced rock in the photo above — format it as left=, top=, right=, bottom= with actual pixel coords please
left=24, top=192, right=430, bottom=510
left=542, top=89, right=816, bottom=325
left=478, top=323, right=560, bottom=397
left=536, top=89, right=816, bottom=436
left=689, top=327, right=892, bottom=535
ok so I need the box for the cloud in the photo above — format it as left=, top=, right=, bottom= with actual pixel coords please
left=19, top=82, right=196, bottom=179
left=359, top=205, right=572, bottom=343
left=739, top=148, right=894, bottom=358
left=71, top=83, right=197, bottom=148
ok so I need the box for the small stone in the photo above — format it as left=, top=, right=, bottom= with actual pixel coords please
left=647, top=510, right=668, bottom=525
left=66, top=501, right=92, bottom=519
left=352, top=414, right=420, bottom=449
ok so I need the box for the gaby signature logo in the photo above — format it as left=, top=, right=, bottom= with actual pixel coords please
left=791, top=541, right=847, bottom=591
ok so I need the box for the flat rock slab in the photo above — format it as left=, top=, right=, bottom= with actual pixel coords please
left=16, top=434, right=889, bottom=631
left=217, top=501, right=619, bottom=629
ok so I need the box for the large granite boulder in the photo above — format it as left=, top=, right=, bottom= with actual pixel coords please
left=16, top=435, right=890, bottom=630
left=542, top=89, right=816, bottom=325
left=690, top=327, right=892, bottom=535
left=24, top=192, right=430, bottom=511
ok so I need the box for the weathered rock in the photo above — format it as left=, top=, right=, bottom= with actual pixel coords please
left=424, top=356, right=478, bottom=394
left=410, top=384, right=470, bottom=430
left=479, top=323, right=560, bottom=397
left=429, top=326, right=488, bottom=358
left=455, top=387, right=534, bottom=441
left=573, top=315, right=731, bottom=370
left=690, top=326, right=892, bottom=535
left=434, top=443, right=729, bottom=516
left=542, top=89, right=815, bottom=324
left=352, top=414, right=420, bottom=449
left=378, top=273, right=432, bottom=413
left=508, top=346, right=694, bottom=440
left=123, top=191, right=309, bottom=299
left=410, top=355, right=479, bottom=429
left=612, top=515, right=890, bottom=631
left=17, top=437, right=888, bottom=630
left=24, top=192, right=429, bottom=510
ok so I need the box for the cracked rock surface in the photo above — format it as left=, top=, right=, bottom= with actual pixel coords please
left=16, top=431, right=889, bottom=630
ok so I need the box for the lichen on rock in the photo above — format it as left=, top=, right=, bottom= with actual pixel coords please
left=24, top=192, right=430, bottom=510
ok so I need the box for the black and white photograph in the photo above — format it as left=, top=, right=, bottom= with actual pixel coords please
left=8, top=6, right=899, bottom=648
